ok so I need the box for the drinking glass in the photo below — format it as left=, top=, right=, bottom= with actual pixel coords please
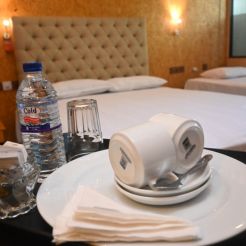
left=66, top=99, right=103, bottom=161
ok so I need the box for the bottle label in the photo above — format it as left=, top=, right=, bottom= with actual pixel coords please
left=18, top=101, right=62, bottom=133
left=20, top=123, right=61, bottom=133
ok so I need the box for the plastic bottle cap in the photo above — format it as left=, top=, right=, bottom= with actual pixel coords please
left=23, top=62, right=42, bottom=72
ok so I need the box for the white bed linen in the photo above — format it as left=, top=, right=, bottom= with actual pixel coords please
left=58, top=87, right=246, bottom=151
left=185, top=77, right=246, bottom=96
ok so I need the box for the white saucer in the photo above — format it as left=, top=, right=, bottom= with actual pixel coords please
left=115, top=177, right=211, bottom=206
left=115, top=165, right=211, bottom=197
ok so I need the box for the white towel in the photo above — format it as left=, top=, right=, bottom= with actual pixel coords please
left=53, top=185, right=201, bottom=244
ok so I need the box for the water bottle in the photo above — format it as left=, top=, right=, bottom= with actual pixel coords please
left=16, top=62, right=66, bottom=182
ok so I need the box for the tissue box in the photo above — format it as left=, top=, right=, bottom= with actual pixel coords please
left=0, top=141, right=27, bottom=168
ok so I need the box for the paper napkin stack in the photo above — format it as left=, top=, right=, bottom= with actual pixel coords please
left=53, top=186, right=200, bottom=244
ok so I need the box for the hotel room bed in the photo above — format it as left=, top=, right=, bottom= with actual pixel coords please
left=184, top=76, right=246, bottom=95
left=12, top=16, right=246, bottom=152
left=57, top=86, right=246, bottom=151
left=185, top=67, right=246, bottom=95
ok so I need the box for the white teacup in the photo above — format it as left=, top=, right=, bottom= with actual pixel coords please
left=149, top=113, right=204, bottom=174
left=109, top=121, right=177, bottom=188
left=109, top=113, right=204, bottom=189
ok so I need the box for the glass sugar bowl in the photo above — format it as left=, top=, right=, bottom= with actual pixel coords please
left=0, top=159, right=39, bottom=219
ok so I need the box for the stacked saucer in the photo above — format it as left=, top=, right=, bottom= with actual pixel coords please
left=114, top=164, right=212, bottom=206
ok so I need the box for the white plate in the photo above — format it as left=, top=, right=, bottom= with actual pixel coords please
left=37, top=149, right=246, bottom=246
left=115, top=164, right=211, bottom=197
left=115, top=177, right=210, bottom=205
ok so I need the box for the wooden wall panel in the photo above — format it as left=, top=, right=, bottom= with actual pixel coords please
left=227, top=59, right=246, bottom=66
left=0, top=90, right=16, bottom=142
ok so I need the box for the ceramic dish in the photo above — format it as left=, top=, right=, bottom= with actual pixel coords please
left=115, top=177, right=211, bottom=205
left=37, top=149, right=246, bottom=246
left=114, top=164, right=211, bottom=197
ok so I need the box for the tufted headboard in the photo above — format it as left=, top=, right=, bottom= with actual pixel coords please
left=12, top=16, right=149, bottom=83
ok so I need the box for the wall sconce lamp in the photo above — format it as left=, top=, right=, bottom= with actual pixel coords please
left=3, top=19, right=11, bottom=39
left=2, top=18, right=14, bottom=52
left=170, top=8, right=183, bottom=36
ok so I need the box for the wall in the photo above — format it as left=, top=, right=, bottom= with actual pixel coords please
left=0, top=0, right=227, bottom=142
left=227, top=58, right=246, bottom=66
left=0, top=0, right=227, bottom=86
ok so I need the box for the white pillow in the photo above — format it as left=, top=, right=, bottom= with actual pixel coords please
left=53, top=79, right=112, bottom=99
left=107, top=76, right=167, bottom=92
left=200, top=67, right=246, bottom=79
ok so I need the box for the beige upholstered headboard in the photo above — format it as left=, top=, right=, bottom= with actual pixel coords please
left=12, top=16, right=149, bottom=82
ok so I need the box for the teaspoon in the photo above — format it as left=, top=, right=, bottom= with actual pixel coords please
left=149, top=154, right=213, bottom=191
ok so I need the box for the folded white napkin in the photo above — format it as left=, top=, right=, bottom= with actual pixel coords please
left=53, top=185, right=201, bottom=244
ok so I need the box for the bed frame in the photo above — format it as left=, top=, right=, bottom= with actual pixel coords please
left=12, top=16, right=149, bottom=82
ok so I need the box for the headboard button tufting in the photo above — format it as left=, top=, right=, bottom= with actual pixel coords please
left=12, top=17, right=149, bottom=82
